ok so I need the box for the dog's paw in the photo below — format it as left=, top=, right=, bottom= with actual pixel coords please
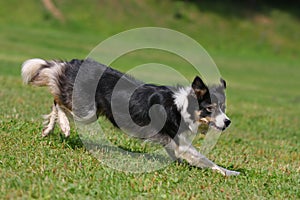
left=42, top=115, right=56, bottom=137
left=212, top=165, right=240, bottom=176
left=42, top=125, right=54, bottom=137
left=60, top=124, right=70, bottom=137
left=41, top=107, right=57, bottom=137
left=57, top=114, right=70, bottom=137
left=223, top=169, right=240, bottom=176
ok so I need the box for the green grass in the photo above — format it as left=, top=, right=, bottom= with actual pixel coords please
left=1, top=0, right=300, bottom=199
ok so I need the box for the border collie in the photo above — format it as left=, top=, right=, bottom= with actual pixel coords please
left=21, top=58, right=239, bottom=176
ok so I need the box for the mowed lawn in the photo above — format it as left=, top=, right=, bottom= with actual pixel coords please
left=1, top=1, right=300, bottom=199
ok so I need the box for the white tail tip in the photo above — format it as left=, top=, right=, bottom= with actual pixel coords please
left=21, top=58, right=47, bottom=84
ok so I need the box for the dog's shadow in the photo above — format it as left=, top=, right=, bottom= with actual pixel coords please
left=61, top=133, right=171, bottom=164
left=60, top=133, right=247, bottom=175
left=60, top=133, right=84, bottom=149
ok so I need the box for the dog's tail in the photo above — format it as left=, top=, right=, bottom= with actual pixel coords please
left=21, top=58, right=65, bottom=96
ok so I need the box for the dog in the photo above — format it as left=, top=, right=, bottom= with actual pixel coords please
left=21, top=58, right=239, bottom=176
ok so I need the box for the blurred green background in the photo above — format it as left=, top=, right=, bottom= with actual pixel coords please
left=0, top=0, right=299, bottom=199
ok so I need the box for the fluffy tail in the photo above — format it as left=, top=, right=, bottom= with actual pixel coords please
left=21, top=58, right=64, bottom=96
left=22, top=58, right=48, bottom=85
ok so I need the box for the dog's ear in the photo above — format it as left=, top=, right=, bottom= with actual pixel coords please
left=192, top=76, right=208, bottom=99
left=220, top=78, right=226, bottom=89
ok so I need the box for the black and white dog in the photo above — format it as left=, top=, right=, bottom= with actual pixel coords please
left=21, top=58, right=239, bottom=176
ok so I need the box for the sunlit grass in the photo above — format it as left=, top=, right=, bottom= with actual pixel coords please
left=0, top=0, right=299, bottom=199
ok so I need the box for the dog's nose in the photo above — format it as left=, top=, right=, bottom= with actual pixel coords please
left=224, top=119, right=231, bottom=127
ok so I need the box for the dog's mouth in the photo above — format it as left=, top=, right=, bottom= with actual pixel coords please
left=198, top=109, right=232, bottom=132
left=209, top=123, right=226, bottom=131
left=198, top=118, right=227, bottom=132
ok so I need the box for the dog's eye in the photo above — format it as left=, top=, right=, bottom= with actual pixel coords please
left=205, top=106, right=214, bottom=113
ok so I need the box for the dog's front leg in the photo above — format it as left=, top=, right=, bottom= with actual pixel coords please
left=174, top=133, right=240, bottom=176
left=177, top=144, right=240, bottom=176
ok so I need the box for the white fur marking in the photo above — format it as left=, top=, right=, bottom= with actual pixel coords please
left=21, top=58, right=47, bottom=84
left=21, top=59, right=65, bottom=97
left=215, top=111, right=229, bottom=129
left=173, top=87, right=191, bottom=112
left=42, top=104, right=57, bottom=137
left=173, top=87, right=199, bottom=133
left=56, top=105, right=70, bottom=137
left=43, top=61, right=65, bottom=96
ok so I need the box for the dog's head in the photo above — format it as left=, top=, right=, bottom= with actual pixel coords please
left=174, top=76, right=230, bottom=133
left=191, top=76, right=231, bottom=132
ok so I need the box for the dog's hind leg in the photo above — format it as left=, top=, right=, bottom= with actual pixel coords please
left=42, top=103, right=57, bottom=137
left=56, top=105, right=70, bottom=137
